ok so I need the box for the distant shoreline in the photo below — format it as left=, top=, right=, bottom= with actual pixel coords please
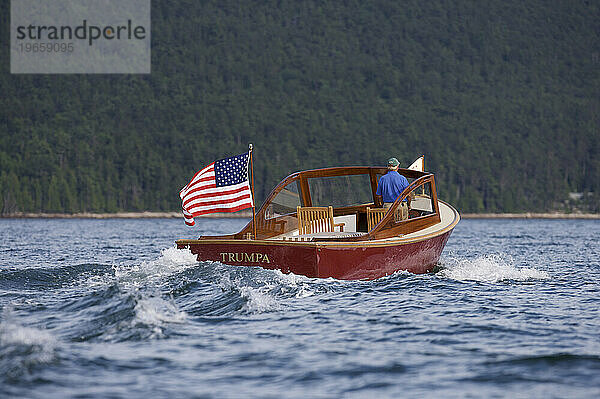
left=0, top=211, right=253, bottom=219
left=1, top=211, right=598, bottom=219
left=461, top=213, right=599, bottom=219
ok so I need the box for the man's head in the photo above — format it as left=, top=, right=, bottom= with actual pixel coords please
left=387, top=157, right=399, bottom=170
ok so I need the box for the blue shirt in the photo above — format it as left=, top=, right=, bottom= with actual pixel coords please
left=376, top=171, right=410, bottom=203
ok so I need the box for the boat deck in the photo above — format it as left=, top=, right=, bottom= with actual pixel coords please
left=267, top=200, right=459, bottom=245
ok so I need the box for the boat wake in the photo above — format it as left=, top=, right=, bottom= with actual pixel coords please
left=437, top=254, right=550, bottom=283
left=1, top=247, right=339, bottom=347
left=5, top=245, right=513, bottom=355
left=113, top=247, right=329, bottom=320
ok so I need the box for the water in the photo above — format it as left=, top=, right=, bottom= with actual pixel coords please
left=1, top=218, right=599, bottom=398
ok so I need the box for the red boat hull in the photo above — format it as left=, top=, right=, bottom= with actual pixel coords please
left=176, top=230, right=453, bottom=280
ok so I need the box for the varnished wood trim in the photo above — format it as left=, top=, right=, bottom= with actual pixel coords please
left=299, top=176, right=311, bottom=207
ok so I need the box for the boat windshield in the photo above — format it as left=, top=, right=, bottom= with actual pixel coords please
left=308, top=174, right=373, bottom=207
left=407, top=180, right=435, bottom=216
left=264, top=180, right=301, bottom=219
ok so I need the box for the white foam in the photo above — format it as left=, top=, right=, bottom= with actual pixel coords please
left=438, top=254, right=550, bottom=283
left=295, top=286, right=315, bottom=298
left=239, top=286, right=280, bottom=313
left=272, top=269, right=316, bottom=298
left=217, top=272, right=280, bottom=314
left=0, top=313, right=58, bottom=364
left=113, top=246, right=198, bottom=289
left=272, top=269, right=311, bottom=285
left=133, top=296, right=187, bottom=338
left=98, top=247, right=194, bottom=337
left=159, top=246, right=200, bottom=266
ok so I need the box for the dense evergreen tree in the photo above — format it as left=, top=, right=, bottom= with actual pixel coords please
left=0, top=0, right=598, bottom=214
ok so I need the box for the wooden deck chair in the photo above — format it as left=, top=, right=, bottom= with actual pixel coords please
left=367, top=204, right=409, bottom=231
left=366, top=207, right=387, bottom=231
left=296, top=206, right=345, bottom=235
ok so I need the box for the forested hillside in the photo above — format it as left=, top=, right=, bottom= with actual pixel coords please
left=1, top=0, right=598, bottom=214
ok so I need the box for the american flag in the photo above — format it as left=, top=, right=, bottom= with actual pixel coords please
left=180, top=152, right=253, bottom=226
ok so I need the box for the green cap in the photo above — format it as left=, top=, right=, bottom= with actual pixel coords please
left=387, top=157, right=399, bottom=167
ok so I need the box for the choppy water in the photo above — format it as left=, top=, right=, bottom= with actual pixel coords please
left=1, top=218, right=599, bottom=398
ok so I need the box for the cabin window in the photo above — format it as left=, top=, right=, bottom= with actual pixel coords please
left=308, top=174, right=372, bottom=207
left=264, top=180, right=301, bottom=219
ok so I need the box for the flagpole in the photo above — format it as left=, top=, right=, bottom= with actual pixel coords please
left=249, top=144, right=257, bottom=240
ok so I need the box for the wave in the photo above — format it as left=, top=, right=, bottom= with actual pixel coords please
left=131, top=295, right=187, bottom=336
left=56, top=247, right=329, bottom=340
left=217, top=272, right=281, bottom=314
left=0, top=263, right=113, bottom=291
left=486, top=353, right=600, bottom=367
left=112, top=246, right=200, bottom=290
left=182, top=265, right=325, bottom=317
left=437, top=254, right=550, bottom=283
left=114, top=247, right=287, bottom=317
left=41, top=248, right=198, bottom=342
left=59, top=287, right=187, bottom=342
left=0, top=308, right=58, bottom=382
left=461, top=353, right=600, bottom=387
left=4, top=247, right=338, bottom=345
left=0, top=245, right=198, bottom=294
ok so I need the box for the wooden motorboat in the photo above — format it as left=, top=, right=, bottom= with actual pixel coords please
left=176, top=165, right=459, bottom=280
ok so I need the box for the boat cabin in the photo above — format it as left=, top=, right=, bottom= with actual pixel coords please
left=215, top=166, right=442, bottom=242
